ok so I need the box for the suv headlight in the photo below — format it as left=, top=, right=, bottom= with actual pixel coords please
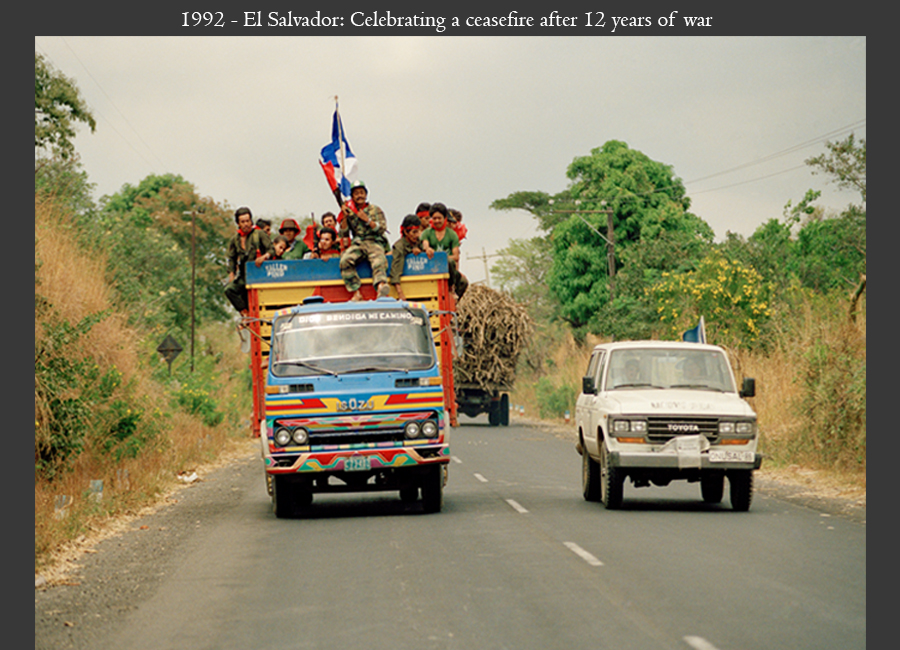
left=611, top=419, right=647, bottom=435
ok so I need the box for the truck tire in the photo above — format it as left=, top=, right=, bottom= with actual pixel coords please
left=600, top=442, right=624, bottom=509
left=728, top=470, right=753, bottom=512
left=701, top=471, right=725, bottom=504
left=582, top=445, right=601, bottom=502
left=272, top=476, right=296, bottom=519
left=499, top=393, right=510, bottom=426
left=421, top=465, right=443, bottom=513
left=488, top=400, right=500, bottom=427
left=399, top=486, right=419, bottom=503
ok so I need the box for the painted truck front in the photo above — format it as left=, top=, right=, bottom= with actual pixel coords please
left=245, top=252, right=456, bottom=517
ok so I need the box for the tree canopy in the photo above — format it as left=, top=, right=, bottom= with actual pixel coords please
left=35, top=52, right=96, bottom=159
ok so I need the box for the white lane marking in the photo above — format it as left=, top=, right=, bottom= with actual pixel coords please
left=683, top=636, right=721, bottom=650
left=563, top=542, right=604, bottom=566
left=505, top=499, right=529, bottom=514
left=451, top=456, right=462, bottom=464
left=474, top=473, right=488, bottom=483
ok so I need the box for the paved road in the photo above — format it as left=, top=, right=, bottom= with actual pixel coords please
left=36, top=418, right=866, bottom=650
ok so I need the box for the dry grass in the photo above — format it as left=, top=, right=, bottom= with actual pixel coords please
left=35, top=196, right=254, bottom=575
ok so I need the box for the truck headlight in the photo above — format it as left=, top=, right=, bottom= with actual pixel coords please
left=421, top=420, right=438, bottom=438
left=274, top=427, right=292, bottom=447
left=404, top=422, right=421, bottom=439
left=291, top=427, right=309, bottom=445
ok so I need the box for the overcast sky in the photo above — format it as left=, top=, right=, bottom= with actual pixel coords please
left=34, top=36, right=865, bottom=284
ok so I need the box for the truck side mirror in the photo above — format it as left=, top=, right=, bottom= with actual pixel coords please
left=582, top=376, right=596, bottom=395
left=740, top=377, right=756, bottom=398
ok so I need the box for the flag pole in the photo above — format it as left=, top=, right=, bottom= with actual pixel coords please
left=329, top=95, right=344, bottom=209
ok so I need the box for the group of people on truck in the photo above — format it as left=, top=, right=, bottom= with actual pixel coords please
left=224, top=181, right=469, bottom=317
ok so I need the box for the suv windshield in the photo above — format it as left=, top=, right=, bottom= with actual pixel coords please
left=607, top=348, right=736, bottom=392
left=271, top=307, right=436, bottom=377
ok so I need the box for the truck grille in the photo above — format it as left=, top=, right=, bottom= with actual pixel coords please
left=308, top=428, right=405, bottom=446
left=646, top=416, right=719, bottom=443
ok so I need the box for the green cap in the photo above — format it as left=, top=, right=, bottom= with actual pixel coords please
left=350, top=180, right=367, bottom=192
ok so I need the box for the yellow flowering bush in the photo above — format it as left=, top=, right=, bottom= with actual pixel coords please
left=648, top=252, right=771, bottom=349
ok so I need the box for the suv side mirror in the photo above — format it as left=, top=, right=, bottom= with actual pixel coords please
left=582, top=376, right=596, bottom=395
left=740, top=377, right=756, bottom=398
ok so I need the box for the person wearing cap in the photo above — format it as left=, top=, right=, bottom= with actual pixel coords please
left=278, top=218, right=310, bottom=260
left=225, top=206, right=274, bottom=317
left=390, top=214, right=425, bottom=301
left=339, top=181, right=390, bottom=300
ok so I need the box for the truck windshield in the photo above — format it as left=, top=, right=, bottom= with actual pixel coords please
left=607, top=348, right=736, bottom=393
left=271, top=307, right=436, bottom=377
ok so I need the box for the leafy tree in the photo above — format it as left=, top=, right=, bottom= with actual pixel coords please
left=35, top=153, right=96, bottom=217
left=491, top=237, right=555, bottom=321
left=794, top=206, right=866, bottom=292
left=534, top=141, right=713, bottom=331
left=805, top=133, right=866, bottom=202
left=35, top=52, right=96, bottom=159
left=90, top=174, right=233, bottom=332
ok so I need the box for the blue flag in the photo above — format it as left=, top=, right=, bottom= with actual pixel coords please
left=319, top=107, right=358, bottom=202
left=682, top=316, right=707, bottom=343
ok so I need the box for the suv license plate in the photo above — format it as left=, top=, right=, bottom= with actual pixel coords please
left=709, top=449, right=754, bottom=463
left=345, top=456, right=371, bottom=472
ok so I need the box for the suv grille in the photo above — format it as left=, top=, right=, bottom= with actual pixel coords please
left=646, top=416, right=719, bottom=443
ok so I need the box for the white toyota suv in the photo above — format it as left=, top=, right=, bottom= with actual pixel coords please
left=575, top=341, right=762, bottom=510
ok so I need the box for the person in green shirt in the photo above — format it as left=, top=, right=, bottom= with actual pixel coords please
left=225, top=207, right=274, bottom=317
left=278, top=218, right=310, bottom=260
left=421, top=202, right=468, bottom=300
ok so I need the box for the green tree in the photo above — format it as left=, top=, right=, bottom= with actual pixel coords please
left=805, top=133, right=866, bottom=202
left=35, top=52, right=96, bottom=159
left=91, top=174, right=233, bottom=332
left=530, top=141, right=713, bottom=332
left=490, top=237, right=555, bottom=321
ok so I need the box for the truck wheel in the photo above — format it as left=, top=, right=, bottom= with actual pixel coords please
left=272, top=476, right=296, bottom=519
left=488, top=400, right=500, bottom=427
left=582, top=445, right=601, bottom=502
left=499, top=393, right=510, bottom=426
left=399, top=486, right=419, bottom=503
left=728, top=470, right=753, bottom=512
left=421, top=465, right=444, bottom=513
left=600, top=443, right=624, bottom=509
left=701, top=471, right=725, bottom=504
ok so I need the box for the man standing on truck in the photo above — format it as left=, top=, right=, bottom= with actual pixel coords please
left=225, top=206, right=274, bottom=319
left=339, top=181, right=391, bottom=300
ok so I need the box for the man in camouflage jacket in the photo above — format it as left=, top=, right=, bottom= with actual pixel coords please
left=339, top=181, right=390, bottom=300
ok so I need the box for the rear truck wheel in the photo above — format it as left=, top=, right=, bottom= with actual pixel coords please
left=582, top=444, right=601, bottom=502
left=499, top=393, right=510, bottom=426
left=701, top=471, right=725, bottom=504
left=421, top=465, right=444, bottom=513
left=488, top=399, right=500, bottom=426
left=399, top=486, right=419, bottom=503
left=600, top=442, right=624, bottom=509
left=272, top=475, right=296, bottom=519
left=728, top=470, right=753, bottom=512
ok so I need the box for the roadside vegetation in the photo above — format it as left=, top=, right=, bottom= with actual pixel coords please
left=35, top=53, right=864, bottom=571
left=499, top=139, right=865, bottom=489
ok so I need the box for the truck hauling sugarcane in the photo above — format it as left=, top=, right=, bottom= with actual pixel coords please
left=453, top=284, right=533, bottom=426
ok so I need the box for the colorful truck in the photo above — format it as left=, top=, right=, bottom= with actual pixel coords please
left=244, top=252, right=457, bottom=517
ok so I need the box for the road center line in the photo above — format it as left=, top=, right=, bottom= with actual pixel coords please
left=505, top=499, right=529, bottom=514
left=474, top=473, right=488, bottom=483
left=683, top=636, right=721, bottom=650
left=563, top=542, right=604, bottom=566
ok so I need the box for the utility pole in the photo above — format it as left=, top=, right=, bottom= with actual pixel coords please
left=550, top=204, right=615, bottom=301
left=184, top=209, right=198, bottom=372
left=466, top=247, right=503, bottom=288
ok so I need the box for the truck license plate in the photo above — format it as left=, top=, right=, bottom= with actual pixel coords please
left=709, top=449, right=754, bottom=463
left=345, top=456, right=371, bottom=472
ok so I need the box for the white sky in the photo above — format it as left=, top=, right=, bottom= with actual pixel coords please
left=34, top=36, right=866, bottom=285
